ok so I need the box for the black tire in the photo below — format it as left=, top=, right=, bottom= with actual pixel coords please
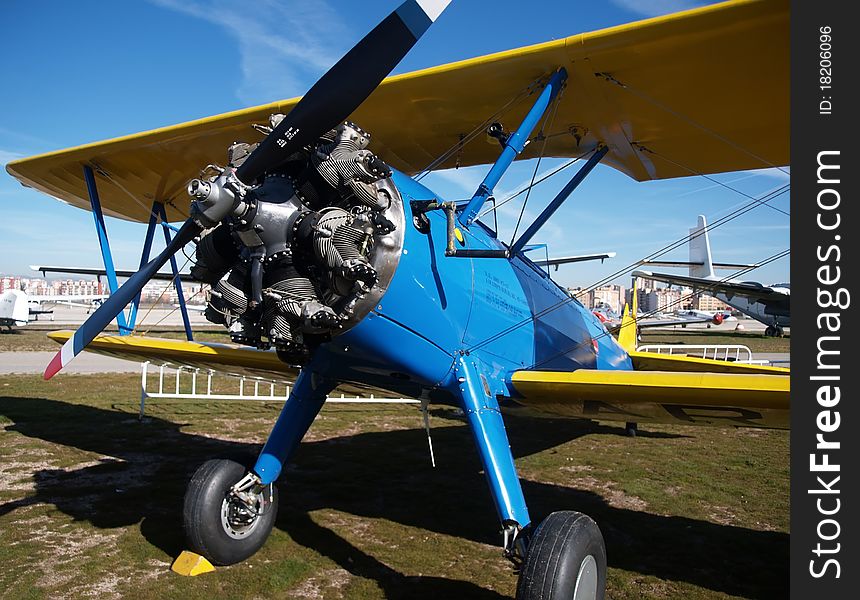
left=183, top=459, right=278, bottom=565
left=516, top=511, right=607, bottom=600
left=765, top=326, right=775, bottom=337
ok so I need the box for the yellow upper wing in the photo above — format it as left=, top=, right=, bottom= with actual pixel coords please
left=7, top=0, right=787, bottom=223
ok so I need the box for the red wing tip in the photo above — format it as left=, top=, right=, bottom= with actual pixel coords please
left=44, top=351, right=64, bottom=380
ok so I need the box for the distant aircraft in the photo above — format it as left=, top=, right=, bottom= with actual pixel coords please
left=0, top=288, right=108, bottom=330
left=673, top=308, right=736, bottom=325
left=591, top=301, right=718, bottom=331
left=7, top=1, right=789, bottom=597
left=635, top=215, right=790, bottom=336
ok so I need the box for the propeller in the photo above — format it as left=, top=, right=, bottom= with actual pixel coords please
left=44, top=0, right=451, bottom=379
left=236, top=0, right=451, bottom=184
left=44, top=220, right=201, bottom=379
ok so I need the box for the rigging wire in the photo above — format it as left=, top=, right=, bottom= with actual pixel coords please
left=465, top=182, right=789, bottom=353
left=132, top=250, right=196, bottom=334
left=508, top=86, right=564, bottom=246
left=414, top=77, right=544, bottom=181
left=524, top=248, right=790, bottom=371
left=637, top=146, right=790, bottom=217
left=475, top=152, right=590, bottom=221
left=597, top=73, right=790, bottom=176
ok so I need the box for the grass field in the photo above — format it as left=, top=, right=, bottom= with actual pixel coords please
left=0, top=372, right=788, bottom=599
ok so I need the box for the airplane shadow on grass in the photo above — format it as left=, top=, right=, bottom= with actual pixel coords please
left=0, top=396, right=786, bottom=599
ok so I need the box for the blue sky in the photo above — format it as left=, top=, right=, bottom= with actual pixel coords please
left=0, top=0, right=789, bottom=289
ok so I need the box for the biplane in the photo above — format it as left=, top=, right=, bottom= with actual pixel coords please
left=6, top=0, right=789, bottom=597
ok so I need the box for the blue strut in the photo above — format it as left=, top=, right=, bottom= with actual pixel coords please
left=156, top=203, right=194, bottom=341
left=126, top=204, right=160, bottom=331
left=456, top=355, right=530, bottom=528
left=253, top=368, right=337, bottom=484
left=509, top=145, right=609, bottom=255
left=83, top=165, right=130, bottom=334
left=459, top=69, right=567, bottom=228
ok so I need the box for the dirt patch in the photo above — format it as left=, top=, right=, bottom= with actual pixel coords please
left=290, top=567, right=351, bottom=599
left=570, top=475, right=648, bottom=511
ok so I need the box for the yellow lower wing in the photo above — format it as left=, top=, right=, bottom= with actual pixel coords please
left=47, top=331, right=300, bottom=382
left=48, top=331, right=790, bottom=429
left=509, top=368, right=789, bottom=429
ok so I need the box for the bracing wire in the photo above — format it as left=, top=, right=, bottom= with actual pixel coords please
left=509, top=87, right=564, bottom=246
left=466, top=182, right=789, bottom=353
left=597, top=73, right=790, bottom=176
left=524, top=248, right=790, bottom=371
left=414, top=77, right=545, bottom=181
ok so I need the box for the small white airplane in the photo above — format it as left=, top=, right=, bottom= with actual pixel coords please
left=634, top=215, right=790, bottom=336
left=673, top=308, right=736, bottom=324
left=591, top=301, right=719, bottom=331
left=0, top=288, right=109, bottom=330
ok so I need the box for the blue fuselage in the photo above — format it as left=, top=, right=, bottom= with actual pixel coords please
left=315, top=171, right=632, bottom=401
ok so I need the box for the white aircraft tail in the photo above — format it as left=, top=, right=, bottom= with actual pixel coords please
left=0, top=290, right=30, bottom=325
left=689, top=215, right=715, bottom=279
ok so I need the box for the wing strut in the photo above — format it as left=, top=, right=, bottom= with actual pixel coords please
left=459, top=69, right=567, bottom=227
left=84, top=165, right=130, bottom=335
left=509, top=145, right=608, bottom=254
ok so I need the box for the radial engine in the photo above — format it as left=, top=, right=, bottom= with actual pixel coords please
left=187, top=117, right=404, bottom=363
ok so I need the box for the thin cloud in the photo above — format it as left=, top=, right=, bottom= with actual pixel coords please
left=150, top=0, right=350, bottom=105
left=0, top=149, right=24, bottom=167
left=609, top=0, right=711, bottom=18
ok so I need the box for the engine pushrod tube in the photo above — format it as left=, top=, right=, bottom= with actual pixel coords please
left=458, top=69, right=567, bottom=227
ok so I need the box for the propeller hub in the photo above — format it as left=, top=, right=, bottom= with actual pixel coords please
left=189, top=172, right=243, bottom=228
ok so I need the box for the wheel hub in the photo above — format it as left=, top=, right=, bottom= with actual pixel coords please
left=573, top=554, right=598, bottom=600
left=221, top=492, right=263, bottom=539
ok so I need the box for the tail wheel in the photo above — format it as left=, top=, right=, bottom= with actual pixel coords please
left=183, top=459, right=278, bottom=565
left=516, top=511, right=607, bottom=600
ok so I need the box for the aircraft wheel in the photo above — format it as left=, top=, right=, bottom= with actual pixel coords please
left=516, top=511, right=607, bottom=600
left=776, top=326, right=785, bottom=337
left=765, top=326, right=776, bottom=337
left=183, top=459, right=278, bottom=565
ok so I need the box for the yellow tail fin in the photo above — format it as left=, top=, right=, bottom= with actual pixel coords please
left=617, top=285, right=638, bottom=351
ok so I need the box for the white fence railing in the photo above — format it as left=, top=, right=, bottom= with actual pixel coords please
left=139, top=360, right=419, bottom=419
left=636, top=344, right=769, bottom=365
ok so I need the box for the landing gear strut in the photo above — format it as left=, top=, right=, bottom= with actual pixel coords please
left=456, top=356, right=607, bottom=598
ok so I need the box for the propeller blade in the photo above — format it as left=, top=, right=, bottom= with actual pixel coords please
left=44, top=219, right=202, bottom=379
left=236, top=0, right=451, bottom=184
